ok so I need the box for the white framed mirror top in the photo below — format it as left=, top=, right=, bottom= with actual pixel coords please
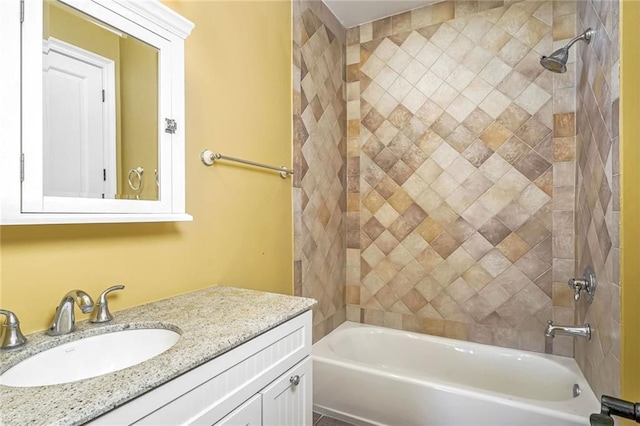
left=0, top=0, right=194, bottom=224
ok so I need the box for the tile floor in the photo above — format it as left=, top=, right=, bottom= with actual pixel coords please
left=313, top=412, right=356, bottom=426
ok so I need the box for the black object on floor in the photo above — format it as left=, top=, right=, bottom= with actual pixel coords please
left=590, top=395, right=640, bottom=425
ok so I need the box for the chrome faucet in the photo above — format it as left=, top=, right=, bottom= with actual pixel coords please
left=568, top=266, right=598, bottom=303
left=47, top=290, right=95, bottom=336
left=0, top=309, right=27, bottom=349
left=545, top=320, right=591, bottom=340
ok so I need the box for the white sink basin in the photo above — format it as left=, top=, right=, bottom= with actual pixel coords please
left=0, top=328, right=180, bottom=387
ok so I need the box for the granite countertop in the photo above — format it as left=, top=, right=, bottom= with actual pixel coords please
left=0, top=286, right=316, bottom=426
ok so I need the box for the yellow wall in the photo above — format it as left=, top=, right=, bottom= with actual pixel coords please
left=47, top=2, right=121, bottom=62
left=119, top=36, right=159, bottom=201
left=0, top=0, right=293, bottom=333
left=621, top=0, right=640, bottom=402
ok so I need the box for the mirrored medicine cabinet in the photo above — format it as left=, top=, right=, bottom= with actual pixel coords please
left=0, top=0, right=194, bottom=224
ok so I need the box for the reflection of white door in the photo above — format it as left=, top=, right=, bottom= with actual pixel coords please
left=42, top=38, right=116, bottom=199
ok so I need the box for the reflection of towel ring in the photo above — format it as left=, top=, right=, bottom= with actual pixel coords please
left=128, top=167, right=144, bottom=192
left=154, top=169, right=159, bottom=188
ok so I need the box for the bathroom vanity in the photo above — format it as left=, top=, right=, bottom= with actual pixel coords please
left=0, top=287, right=315, bottom=425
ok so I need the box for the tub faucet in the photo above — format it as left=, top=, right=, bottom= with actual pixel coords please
left=47, top=290, right=95, bottom=336
left=545, top=320, right=591, bottom=340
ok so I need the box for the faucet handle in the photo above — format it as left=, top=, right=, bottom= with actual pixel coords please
left=568, top=266, right=598, bottom=304
left=90, top=285, right=125, bottom=323
left=0, top=309, right=27, bottom=349
left=568, top=278, right=587, bottom=301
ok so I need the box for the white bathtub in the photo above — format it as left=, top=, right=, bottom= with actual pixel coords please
left=313, top=322, right=600, bottom=426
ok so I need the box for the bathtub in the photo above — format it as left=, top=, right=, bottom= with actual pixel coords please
left=313, top=322, right=600, bottom=426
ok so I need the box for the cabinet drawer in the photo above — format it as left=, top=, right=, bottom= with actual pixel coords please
left=214, top=394, right=261, bottom=426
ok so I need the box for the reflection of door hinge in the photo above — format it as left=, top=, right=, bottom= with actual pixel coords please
left=103, top=168, right=106, bottom=181
left=20, top=0, right=24, bottom=23
left=102, top=89, right=105, bottom=102
left=165, top=118, right=177, bottom=134
left=20, top=153, right=24, bottom=182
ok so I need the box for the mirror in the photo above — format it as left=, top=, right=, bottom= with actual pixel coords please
left=42, top=0, right=159, bottom=201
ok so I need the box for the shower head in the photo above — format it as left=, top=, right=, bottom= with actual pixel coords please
left=540, top=28, right=594, bottom=73
left=540, top=48, right=570, bottom=73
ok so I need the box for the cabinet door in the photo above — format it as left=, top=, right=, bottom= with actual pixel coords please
left=214, top=394, right=262, bottom=426
left=260, top=357, right=312, bottom=426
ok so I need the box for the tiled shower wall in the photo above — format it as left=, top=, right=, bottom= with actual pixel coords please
left=291, top=0, right=621, bottom=398
left=574, top=0, right=620, bottom=399
left=293, top=0, right=347, bottom=341
left=344, top=0, right=584, bottom=355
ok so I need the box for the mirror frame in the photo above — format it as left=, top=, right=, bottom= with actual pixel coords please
left=0, top=0, right=194, bottom=224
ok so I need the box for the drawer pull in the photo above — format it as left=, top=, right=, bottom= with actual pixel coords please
left=290, top=375, right=300, bottom=386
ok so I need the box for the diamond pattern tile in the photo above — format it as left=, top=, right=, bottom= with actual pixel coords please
left=294, top=0, right=617, bottom=360
left=354, top=1, right=555, bottom=350
left=295, top=9, right=346, bottom=334
left=573, top=0, right=619, bottom=396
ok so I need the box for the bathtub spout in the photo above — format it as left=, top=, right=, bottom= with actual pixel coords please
left=545, top=321, right=591, bottom=340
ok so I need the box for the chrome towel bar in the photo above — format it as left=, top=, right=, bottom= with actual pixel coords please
left=200, top=149, right=294, bottom=179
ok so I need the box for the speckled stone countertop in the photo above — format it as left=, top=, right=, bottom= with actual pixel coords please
left=0, top=286, right=316, bottom=426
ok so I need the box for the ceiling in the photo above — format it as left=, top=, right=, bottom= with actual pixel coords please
left=322, top=0, right=440, bottom=28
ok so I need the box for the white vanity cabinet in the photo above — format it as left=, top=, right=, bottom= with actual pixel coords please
left=215, top=394, right=262, bottom=426
left=260, top=357, right=312, bottom=426
left=216, top=358, right=312, bottom=426
left=88, top=311, right=313, bottom=426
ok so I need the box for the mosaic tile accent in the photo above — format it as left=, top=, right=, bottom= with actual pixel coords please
left=574, top=0, right=620, bottom=399
left=349, top=1, right=561, bottom=353
left=293, top=3, right=347, bottom=342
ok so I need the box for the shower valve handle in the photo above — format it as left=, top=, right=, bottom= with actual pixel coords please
left=568, top=278, right=588, bottom=301
left=567, top=266, right=597, bottom=304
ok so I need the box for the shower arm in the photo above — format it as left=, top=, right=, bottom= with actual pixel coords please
left=563, top=29, right=594, bottom=50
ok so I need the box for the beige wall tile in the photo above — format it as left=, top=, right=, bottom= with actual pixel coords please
left=553, top=1, right=576, bottom=17
left=444, top=320, right=469, bottom=340
left=516, top=16, right=549, bottom=48
left=495, top=6, right=531, bottom=34
left=515, top=83, right=552, bottom=115
left=553, top=136, right=575, bottom=161
left=432, top=1, right=455, bottom=24
left=552, top=13, right=576, bottom=41
left=306, top=0, right=623, bottom=368
left=553, top=112, right=576, bottom=137
left=454, top=1, right=478, bottom=18
left=392, top=11, right=412, bottom=35
left=411, top=6, right=433, bottom=30
left=360, top=22, right=373, bottom=43
left=480, top=121, right=512, bottom=150
left=553, top=87, right=576, bottom=113
left=572, top=0, right=619, bottom=398
left=479, top=90, right=512, bottom=119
